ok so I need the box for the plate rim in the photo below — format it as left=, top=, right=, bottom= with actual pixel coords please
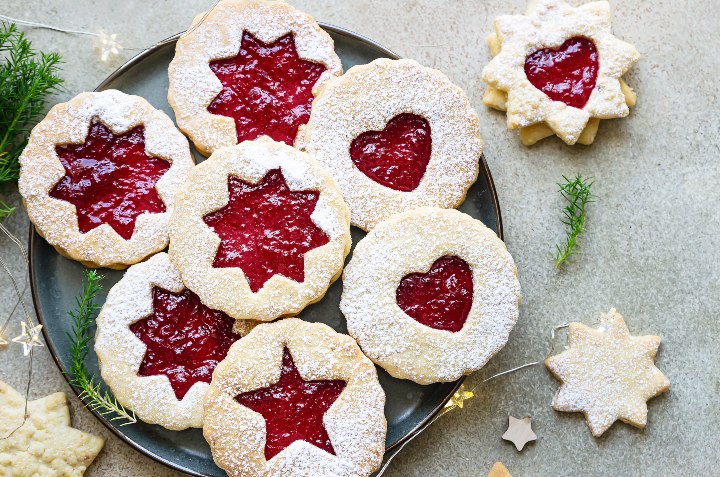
left=29, top=22, right=504, bottom=476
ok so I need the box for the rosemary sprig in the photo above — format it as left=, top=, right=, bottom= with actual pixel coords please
left=554, top=174, right=595, bottom=269
left=66, top=270, right=136, bottom=425
left=0, top=21, right=64, bottom=184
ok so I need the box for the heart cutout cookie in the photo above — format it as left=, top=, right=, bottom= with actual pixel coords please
left=349, top=113, right=431, bottom=192
left=524, top=36, right=599, bottom=108
left=396, top=255, right=473, bottom=332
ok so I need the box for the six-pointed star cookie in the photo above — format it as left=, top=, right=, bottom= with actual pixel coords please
left=482, top=0, right=640, bottom=145
left=0, top=380, right=104, bottom=476
left=545, top=309, right=670, bottom=436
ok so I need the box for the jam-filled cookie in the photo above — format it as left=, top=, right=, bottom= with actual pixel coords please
left=341, top=207, right=521, bottom=384
left=204, top=318, right=386, bottom=477
left=19, top=90, right=194, bottom=269
left=297, top=58, right=482, bottom=231
left=169, top=137, right=351, bottom=321
left=168, top=0, right=342, bottom=156
left=94, top=253, right=256, bottom=430
left=482, top=0, right=640, bottom=145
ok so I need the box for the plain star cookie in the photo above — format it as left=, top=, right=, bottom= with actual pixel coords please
left=297, top=58, right=482, bottom=231
left=169, top=137, right=351, bottom=321
left=482, top=0, right=640, bottom=145
left=168, top=0, right=342, bottom=156
left=545, top=309, right=670, bottom=436
left=203, top=318, right=386, bottom=477
left=19, top=90, right=194, bottom=269
left=95, top=253, right=256, bottom=430
left=341, top=207, right=521, bottom=384
left=0, top=380, right=104, bottom=476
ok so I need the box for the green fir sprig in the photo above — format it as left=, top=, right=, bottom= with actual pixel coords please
left=554, top=174, right=595, bottom=269
left=0, top=200, right=14, bottom=221
left=0, top=21, right=64, bottom=184
left=66, top=270, right=136, bottom=425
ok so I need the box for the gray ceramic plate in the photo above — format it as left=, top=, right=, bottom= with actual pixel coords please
left=29, top=24, right=502, bottom=476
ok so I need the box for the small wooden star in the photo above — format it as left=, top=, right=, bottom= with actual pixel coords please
left=444, top=384, right=474, bottom=409
left=12, top=322, right=44, bottom=356
left=502, top=415, right=537, bottom=451
left=487, top=461, right=512, bottom=477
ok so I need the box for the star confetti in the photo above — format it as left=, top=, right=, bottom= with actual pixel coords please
left=11, top=322, right=43, bottom=356
left=0, top=380, right=104, bottom=476
left=487, top=462, right=512, bottom=477
left=502, top=415, right=537, bottom=451
left=545, top=309, right=670, bottom=436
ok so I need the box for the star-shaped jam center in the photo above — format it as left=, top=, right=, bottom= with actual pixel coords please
left=235, top=348, right=346, bottom=460
left=207, top=32, right=326, bottom=146
left=129, top=287, right=241, bottom=400
left=203, top=169, right=329, bottom=293
left=49, top=121, right=170, bottom=240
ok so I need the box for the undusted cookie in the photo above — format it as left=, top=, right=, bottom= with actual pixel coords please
left=545, top=309, right=670, bottom=436
left=0, top=380, right=104, bottom=476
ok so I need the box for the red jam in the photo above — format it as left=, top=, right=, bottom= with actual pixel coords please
left=524, top=37, right=599, bottom=109
left=130, top=287, right=241, bottom=400
left=235, top=348, right=346, bottom=460
left=207, top=32, right=326, bottom=146
left=203, top=169, right=329, bottom=293
left=49, top=121, right=170, bottom=240
left=396, top=255, right=473, bottom=333
left=349, top=113, right=432, bottom=192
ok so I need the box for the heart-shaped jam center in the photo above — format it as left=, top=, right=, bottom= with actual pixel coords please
left=203, top=169, right=329, bottom=293
left=235, top=348, right=346, bottom=460
left=524, top=36, right=599, bottom=109
left=396, top=255, right=473, bottom=333
left=208, top=32, right=326, bottom=146
left=50, top=121, right=170, bottom=240
left=130, top=287, right=241, bottom=400
left=349, top=113, right=431, bottom=192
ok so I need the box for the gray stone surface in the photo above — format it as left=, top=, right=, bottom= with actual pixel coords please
left=1, top=0, right=718, bottom=476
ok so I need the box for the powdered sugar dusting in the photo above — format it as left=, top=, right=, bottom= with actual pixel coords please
left=168, top=0, right=342, bottom=156
left=298, top=58, right=483, bottom=231
left=204, top=318, right=386, bottom=477
left=545, top=309, right=670, bottom=436
left=94, top=253, right=254, bottom=430
left=341, top=207, right=521, bottom=385
left=481, top=0, right=640, bottom=144
left=18, top=90, right=194, bottom=269
left=169, top=137, right=351, bottom=321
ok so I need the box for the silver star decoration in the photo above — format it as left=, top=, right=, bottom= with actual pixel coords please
left=502, top=415, right=537, bottom=451
left=12, top=322, right=44, bottom=356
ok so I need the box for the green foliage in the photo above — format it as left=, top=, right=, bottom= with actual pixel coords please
left=0, top=21, right=64, bottom=184
left=554, top=174, right=595, bottom=269
left=0, top=200, right=14, bottom=221
left=66, top=270, right=136, bottom=425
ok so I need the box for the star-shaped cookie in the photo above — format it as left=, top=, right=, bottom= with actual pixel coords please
left=0, top=380, right=104, bottom=476
left=487, top=462, right=512, bottom=477
left=482, top=0, right=640, bottom=145
left=545, top=309, right=670, bottom=436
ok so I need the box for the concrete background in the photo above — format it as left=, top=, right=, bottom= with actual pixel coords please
left=1, top=0, right=718, bottom=475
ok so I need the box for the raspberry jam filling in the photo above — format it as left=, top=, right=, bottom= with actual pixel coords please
left=396, top=255, right=473, bottom=333
left=235, top=348, right=346, bottom=460
left=203, top=169, right=329, bottom=293
left=524, top=36, right=599, bottom=109
left=49, top=121, right=170, bottom=240
left=130, top=287, right=241, bottom=400
left=349, top=113, right=432, bottom=192
left=208, top=32, right=326, bottom=146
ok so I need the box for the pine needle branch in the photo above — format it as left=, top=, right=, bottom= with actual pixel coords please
left=0, top=201, right=14, bottom=221
left=65, top=270, right=136, bottom=425
left=554, top=174, right=595, bottom=269
left=0, top=21, right=64, bottom=185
